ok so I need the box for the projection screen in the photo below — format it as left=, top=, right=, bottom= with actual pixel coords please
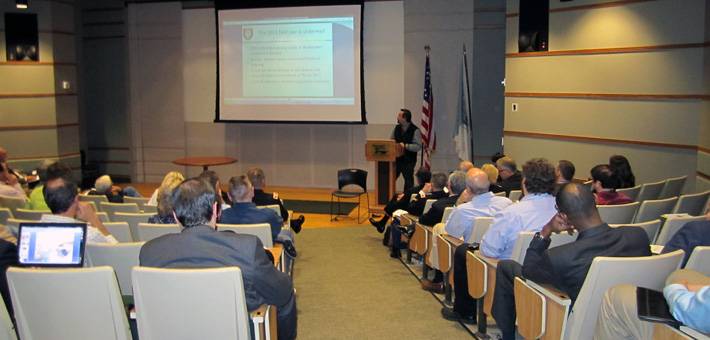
left=215, top=1, right=366, bottom=124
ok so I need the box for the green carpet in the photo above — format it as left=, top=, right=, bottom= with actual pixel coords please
left=293, top=225, right=476, bottom=339
left=282, top=199, right=358, bottom=215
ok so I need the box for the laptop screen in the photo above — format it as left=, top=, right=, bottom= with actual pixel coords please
left=18, top=222, right=88, bottom=267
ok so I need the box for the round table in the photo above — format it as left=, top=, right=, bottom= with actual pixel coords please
left=172, top=157, right=238, bottom=171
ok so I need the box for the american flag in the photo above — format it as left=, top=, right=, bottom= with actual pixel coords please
left=421, top=51, right=436, bottom=169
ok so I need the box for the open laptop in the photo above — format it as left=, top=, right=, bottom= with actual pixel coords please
left=17, top=222, right=88, bottom=267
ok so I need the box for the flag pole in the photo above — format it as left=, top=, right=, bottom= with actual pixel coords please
left=463, top=44, right=474, bottom=163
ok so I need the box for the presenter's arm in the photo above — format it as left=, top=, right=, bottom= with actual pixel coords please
left=407, top=132, right=423, bottom=152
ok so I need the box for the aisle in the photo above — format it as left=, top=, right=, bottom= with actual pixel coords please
left=292, top=225, right=474, bottom=339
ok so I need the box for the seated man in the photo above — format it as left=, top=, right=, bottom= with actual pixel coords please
left=41, top=177, right=118, bottom=244
left=221, top=175, right=297, bottom=258
left=496, top=156, right=523, bottom=197
left=417, top=171, right=466, bottom=227
left=441, top=158, right=558, bottom=324
left=387, top=171, right=449, bottom=257
left=388, top=171, right=452, bottom=258
left=552, top=159, right=575, bottom=196
left=370, top=167, right=431, bottom=233
left=490, top=182, right=652, bottom=340
left=661, top=202, right=710, bottom=267
left=199, top=170, right=231, bottom=211
left=247, top=168, right=305, bottom=233
left=594, top=269, right=710, bottom=339
left=421, top=168, right=513, bottom=293
left=27, top=161, right=74, bottom=211
left=0, top=162, right=27, bottom=200
left=590, top=164, right=633, bottom=205
left=459, top=161, right=474, bottom=172
left=139, top=178, right=297, bottom=340
left=87, top=175, right=143, bottom=203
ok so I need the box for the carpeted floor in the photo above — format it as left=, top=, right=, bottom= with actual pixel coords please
left=282, top=200, right=358, bottom=215
left=292, top=225, right=475, bottom=339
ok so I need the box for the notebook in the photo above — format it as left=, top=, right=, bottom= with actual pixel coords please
left=636, top=286, right=683, bottom=327
left=17, top=222, right=88, bottom=267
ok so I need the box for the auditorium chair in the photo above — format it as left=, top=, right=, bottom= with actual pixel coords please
left=658, top=175, right=687, bottom=200
left=86, top=242, right=145, bottom=296
left=636, top=180, right=665, bottom=203
left=136, top=223, right=180, bottom=242
left=609, top=219, right=661, bottom=244
left=596, top=201, right=639, bottom=224
left=8, top=266, right=132, bottom=340
left=672, top=190, right=710, bottom=216
left=469, top=231, right=577, bottom=334
left=655, top=215, right=707, bottom=246
left=616, top=184, right=642, bottom=201
left=132, top=266, right=276, bottom=340
left=633, top=196, right=678, bottom=224
left=514, top=250, right=684, bottom=340
left=100, top=202, right=140, bottom=222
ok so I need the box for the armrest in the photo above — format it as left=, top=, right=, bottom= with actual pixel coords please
left=679, top=326, right=710, bottom=340
left=519, top=280, right=572, bottom=340
left=652, top=324, right=699, bottom=340
left=526, top=281, right=571, bottom=306
left=441, top=233, right=464, bottom=247
left=402, top=214, right=419, bottom=224
left=269, top=244, right=283, bottom=269
left=251, top=304, right=277, bottom=340
left=466, top=250, right=487, bottom=299
left=515, top=277, right=546, bottom=340
left=474, top=251, right=500, bottom=268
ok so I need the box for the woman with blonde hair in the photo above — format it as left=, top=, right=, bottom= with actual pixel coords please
left=481, top=164, right=505, bottom=194
left=147, top=171, right=184, bottom=224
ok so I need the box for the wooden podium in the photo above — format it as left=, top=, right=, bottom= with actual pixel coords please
left=365, top=139, right=402, bottom=211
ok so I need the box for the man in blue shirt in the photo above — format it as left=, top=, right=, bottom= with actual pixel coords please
left=594, top=269, right=710, bottom=339
left=422, top=168, right=513, bottom=293
left=441, top=158, right=557, bottom=324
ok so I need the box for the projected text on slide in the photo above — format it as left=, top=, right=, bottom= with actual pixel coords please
left=242, top=23, right=334, bottom=99
left=216, top=4, right=364, bottom=123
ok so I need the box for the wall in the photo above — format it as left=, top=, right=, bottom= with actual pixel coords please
left=504, top=0, right=708, bottom=193
left=0, top=0, right=81, bottom=182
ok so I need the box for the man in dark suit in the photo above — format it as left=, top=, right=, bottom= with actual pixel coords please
left=388, top=171, right=449, bottom=258
left=496, top=156, right=523, bottom=197
left=490, top=182, right=651, bottom=340
left=139, top=178, right=297, bottom=340
left=369, top=167, right=431, bottom=234
left=247, top=168, right=304, bottom=233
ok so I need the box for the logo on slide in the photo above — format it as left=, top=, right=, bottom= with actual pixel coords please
left=243, top=28, right=253, bottom=41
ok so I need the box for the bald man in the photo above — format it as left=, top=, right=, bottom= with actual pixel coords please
left=422, top=168, right=514, bottom=294
left=459, top=161, right=474, bottom=172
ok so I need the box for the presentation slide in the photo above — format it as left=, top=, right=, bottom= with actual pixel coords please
left=217, top=4, right=365, bottom=123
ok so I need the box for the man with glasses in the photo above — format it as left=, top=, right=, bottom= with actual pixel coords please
left=496, top=156, right=523, bottom=197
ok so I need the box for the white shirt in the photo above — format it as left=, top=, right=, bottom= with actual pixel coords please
left=40, top=214, right=119, bottom=244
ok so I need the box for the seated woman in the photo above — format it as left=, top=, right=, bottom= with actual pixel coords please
left=609, top=155, right=635, bottom=189
left=147, top=172, right=184, bottom=224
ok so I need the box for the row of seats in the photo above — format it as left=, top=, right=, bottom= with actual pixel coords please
left=406, top=205, right=709, bottom=339
left=597, top=190, right=710, bottom=225
left=5, top=265, right=274, bottom=340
